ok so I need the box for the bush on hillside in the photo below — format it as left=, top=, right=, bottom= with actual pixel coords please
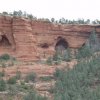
left=25, top=72, right=36, bottom=83
left=23, top=91, right=47, bottom=100
left=0, top=79, right=6, bottom=91
left=54, top=54, right=100, bottom=100
left=0, top=54, right=10, bottom=61
left=76, top=29, right=100, bottom=59
left=7, top=76, right=17, bottom=84
left=0, top=54, right=16, bottom=61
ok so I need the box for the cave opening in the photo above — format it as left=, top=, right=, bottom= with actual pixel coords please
left=0, top=35, right=11, bottom=47
left=55, top=37, right=68, bottom=55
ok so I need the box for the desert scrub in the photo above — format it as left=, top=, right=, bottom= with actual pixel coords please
left=0, top=54, right=17, bottom=68
left=7, top=76, right=17, bottom=84
left=46, top=57, right=53, bottom=65
left=15, top=71, right=21, bottom=80
left=0, top=70, right=5, bottom=77
left=54, top=54, right=100, bottom=100
left=23, top=91, right=48, bottom=100
left=0, top=79, right=6, bottom=91
left=7, top=85, right=19, bottom=96
left=76, top=30, right=100, bottom=60
left=0, top=54, right=10, bottom=61
left=25, top=72, right=37, bottom=83
left=40, top=76, right=53, bottom=81
left=14, top=83, right=32, bottom=93
left=53, top=68, right=65, bottom=79
left=0, top=53, right=16, bottom=61
left=76, top=44, right=92, bottom=59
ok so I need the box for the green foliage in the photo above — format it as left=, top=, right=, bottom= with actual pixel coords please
left=46, top=48, right=72, bottom=65
left=54, top=54, right=100, bottom=100
left=0, top=54, right=16, bottom=68
left=76, top=29, right=100, bottom=59
left=76, top=44, right=92, bottom=59
left=40, top=76, right=53, bottom=81
left=0, top=54, right=10, bottom=61
left=8, top=85, right=19, bottom=96
left=7, top=76, right=17, bottom=84
left=48, top=86, right=55, bottom=94
left=89, top=29, right=100, bottom=52
left=52, top=53, right=62, bottom=65
left=62, top=49, right=72, bottom=61
left=7, top=82, right=33, bottom=94
left=27, top=14, right=33, bottom=19
left=20, top=84, right=29, bottom=90
left=53, top=48, right=72, bottom=62
left=0, top=70, right=5, bottom=77
left=1, top=11, right=100, bottom=24
left=15, top=71, right=21, bottom=80
left=53, top=68, right=64, bottom=79
left=25, top=72, right=36, bottom=83
left=2, top=11, right=8, bottom=15
left=0, top=79, right=6, bottom=91
left=23, top=91, right=47, bottom=100
left=53, top=52, right=62, bottom=61
left=0, top=54, right=16, bottom=62
left=51, top=18, right=55, bottom=22
left=46, top=57, right=53, bottom=65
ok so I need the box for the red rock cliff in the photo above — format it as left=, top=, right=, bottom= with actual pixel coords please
left=0, top=16, right=100, bottom=61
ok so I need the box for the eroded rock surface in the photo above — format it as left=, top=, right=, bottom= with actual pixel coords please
left=0, top=15, right=100, bottom=61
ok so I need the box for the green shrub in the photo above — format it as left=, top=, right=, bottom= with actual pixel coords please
left=7, top=76, right=17, bottom=84
left=76, top=44, right=92, bottom=59
left=46, top=48, right=72, bottom=66
left=53, top=48, right=72, bottom=63
left=53, top=53, right=62, bottom=65
left=53, top=68, right=64, bottom=79
left=17, top=83, right=34, bottom=92
left=76, top=30, right=100, bottom=60
left=24, top=91, right=47, bottom=100
left=0, top=54, right=10, bottom=60
left=15, top=71, right=21, bottom=80
left=89, top=29, right=100, bottom=52
left=54, top=55, right=100, bottom=100
left=48, top=86, right=55, bottom=94
left=25, top=72, right=36, bottom=83
left=62, top=49, right=72, bottom=61
left=46, top=57, right=53, bottom=65
left=20, top=84, right=29, bottom=90
left=0, top=79, right=6, bottom=91
left=53, top=52, right=62, bottom=61
left=0, top=54, right=16, bottom=62
left=8, top=85, right=18, bottom=96
left=40, top=76, right=53, bottom=81
left=0, top=70, right=5, bottom=77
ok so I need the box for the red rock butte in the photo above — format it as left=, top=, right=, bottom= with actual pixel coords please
left=0, top=15, right=100, bottom=61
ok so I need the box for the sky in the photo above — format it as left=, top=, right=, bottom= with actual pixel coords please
left=0, top=0, right=100, bottom=20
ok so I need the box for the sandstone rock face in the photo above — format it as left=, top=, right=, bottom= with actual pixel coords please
left=0, top=15, right=100, bottom=61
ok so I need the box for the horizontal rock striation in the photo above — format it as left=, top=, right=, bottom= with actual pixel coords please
left=0, top=15, right=100, bottom=61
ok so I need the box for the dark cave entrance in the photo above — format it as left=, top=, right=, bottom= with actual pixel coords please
left=55, top=37, right=68, bottom=55
left=0, top=35, right=11, bottom=47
